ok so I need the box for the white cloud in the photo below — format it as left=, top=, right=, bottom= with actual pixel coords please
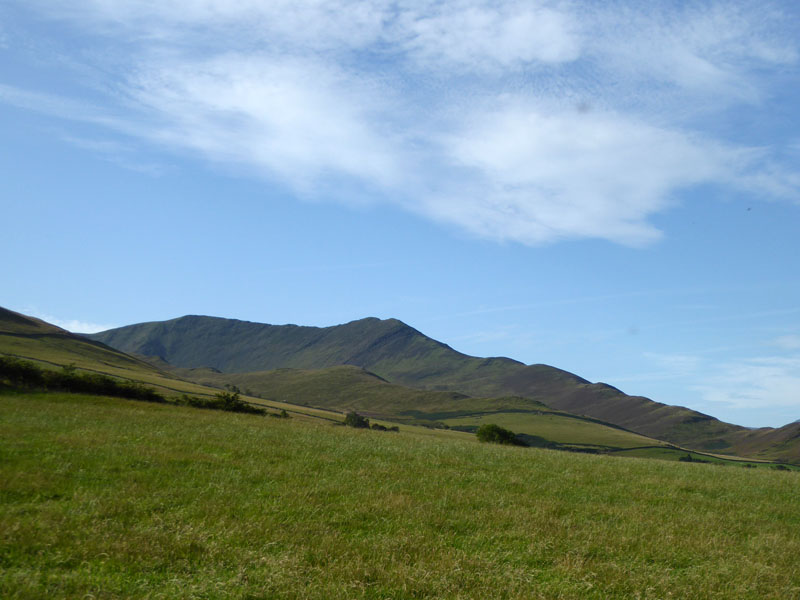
left=397, top=1, right=581, bottom=70
left=0, top=84, right=117, bottom=125
left=6, top=0, right=799, bottom=245
left=125, top=53, right=404, bottom=196
left=631, top=350, right=800, bottom=425
left=695, top=356, right=800, bottom=411
left=643, top=350, right=800, bottom=411
left=585, top=2, right=798, bottom=110
left=48, top=318, right=116, bottom=334
left=434, top=103, right=745, bottom=245
left=18, top=308, right=116, bottom=334
left=772, top=334, right=800, bottom=350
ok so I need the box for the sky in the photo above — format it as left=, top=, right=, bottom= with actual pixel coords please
left=2, top=0, right=799, bottom=428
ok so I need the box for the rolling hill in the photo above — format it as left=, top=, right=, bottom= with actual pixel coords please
left=0, top=307, right=220, bottom=398
left=1, top=306, right=690, bottom=456
left=158, top=362, right=679, bottom=453
left=4, top=390, right=798, bottom=598
left=88, top=314, right=800, bottom=462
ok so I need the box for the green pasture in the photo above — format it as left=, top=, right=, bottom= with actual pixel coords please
left=442, top=411, right=666, bottom=450
left=2, top=391, right=799, bottom=599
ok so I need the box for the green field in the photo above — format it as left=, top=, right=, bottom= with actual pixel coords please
left=167, top=364, right=688, bottom=453
left=2, top=391, right=800, bottom=599
left=442, top=411, right=664, bottom=449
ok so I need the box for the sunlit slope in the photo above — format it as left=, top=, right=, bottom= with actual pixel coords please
left=89, top=315, right=754, bottom=451
left=0, top=308, right=673, bottom=451
left=166, top=363, right=674, bottom=451
left=0, top=307, right=224, bottom=398
left=2, top=391, right=799, bottom=599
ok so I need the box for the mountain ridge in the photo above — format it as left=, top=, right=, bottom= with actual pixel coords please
left=4, top=305, right=798, bottom=463
left=88, top=313, right=774, bottom=456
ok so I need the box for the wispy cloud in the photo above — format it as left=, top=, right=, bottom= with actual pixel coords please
left=6, top=0, right=799, bottom=244
left=47, top=318, right=116, bottom=334
left=58, top=134, right=167, bottom=175
left=17, top=307, right=116, bottom=334
left=695, top=356, right=800, bottom=412
left=772, top=334, right=800, bottom=350
left=637, top=349, right=800, bottom=425
left=127, top=53, right=405, bottom=197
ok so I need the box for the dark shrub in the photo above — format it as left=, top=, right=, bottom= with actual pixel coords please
left=182, top=391, right=265, bottom=415
left=0, top=356, right=165, bottom=402
left=476, top=423, right=522, bottom=445
left=344, top=411, right=370, bottom=428
left=0, top=355, right=45, bottom=388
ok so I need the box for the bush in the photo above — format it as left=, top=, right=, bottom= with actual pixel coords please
left=0, top=356, right=165, bottom=402
left=344, top=411, right=370, bottom=428
left=475, top=423, right=522, bottom=446
left=181, top=391, right=266, bottom=415
left=0, top=356, right=46, bottom=388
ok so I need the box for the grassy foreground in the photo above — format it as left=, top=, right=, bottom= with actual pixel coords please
left=2, top=392, right=799, bottom=599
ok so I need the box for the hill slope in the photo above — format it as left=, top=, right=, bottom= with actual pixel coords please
left=162, top=362, right=674, bottom=452
left=0, top=307, right=241, bottom=399
left=4, top=391, right=799, bottom=598
left=1, top=307, right=684, bottom=454
left=88, top=314, right=773, bottom=456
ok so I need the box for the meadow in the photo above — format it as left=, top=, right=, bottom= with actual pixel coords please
left=2, top=391, right=799, bottom=599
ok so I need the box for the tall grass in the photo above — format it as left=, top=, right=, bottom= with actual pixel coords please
left=2, top=391, right=799, bottom=599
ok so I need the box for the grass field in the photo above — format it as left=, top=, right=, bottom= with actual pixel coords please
left=2, top=391, right=799, bottom=599
left=442, top=411, right=664, bottom=449
left=171, top=364, right=685, bottom=453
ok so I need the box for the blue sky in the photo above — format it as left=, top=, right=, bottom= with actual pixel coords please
left=2, top=0, right=799, bottom=427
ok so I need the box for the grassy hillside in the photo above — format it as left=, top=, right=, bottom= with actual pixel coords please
left=2, top=391, right=799, bottom=599
left=89, top=314, right=799, bottom=461
left=169, top=363, right=677, bottom=453
left=0, top=308, right=220, bottom=398
left=0, top=308, right=677, bottom=454
left=5, top=307, right=769, bottom=462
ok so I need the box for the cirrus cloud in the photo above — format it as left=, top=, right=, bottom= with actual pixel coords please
left=5, top=0, right=799, bottom=245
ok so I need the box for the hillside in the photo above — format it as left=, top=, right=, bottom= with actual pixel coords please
left=161, top=362, right=676, bottom=452
left=2, top=390, right=799, bottom=599
left=89, top=314, right=758, bottom=453
left=2, top=307, right=693, bottom=456
left=8, top=307, right=795, bottom=463
left=0, top=307, right=218, bottom=398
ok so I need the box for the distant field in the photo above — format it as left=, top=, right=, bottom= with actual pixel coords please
left=442, top=411, right=665, bottom=449
left=175, top=364, right=686, bottom=453
left=2, top=391, right=799, bottom=599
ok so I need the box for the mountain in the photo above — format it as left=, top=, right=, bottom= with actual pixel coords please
left=2, top=306, right=690, bottom=457
left=5, top=306, right=796, bottom=463
left=89, top=314, right=767, bottom=455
